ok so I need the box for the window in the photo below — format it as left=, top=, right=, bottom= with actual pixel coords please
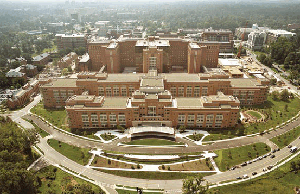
left=187, top=115, right=195, bottom=126
left=178, top=86, right=184, bottom=97
left=68, top=90, right=74, bottom=96
left=91, top=114, right=98, bottom=122
left=194, top=86, right=200, bottom=97
left=92, top=122, right=99, bottom=127
left=170, top=87, right=177, bottom=96
left=178, top=114, right=185, bottom=124
left=83, top=122, right=90, bottom=127
left=98, top=86, right=104, bottom=96
left=186, top=86, right=192, bottom=97
left=81, top=114, right=89, bottom=122
left=215, top=114, right=223, bottom=123
left=233, top=90, right=239, bottom=96
left=109, top=114, right=117, bottom=123
left=197, top=115, right=205, bottom=123
left=106, top=86, right=112, bottom=96
left=148, top=106, right=156, bottom=116
left=118, top=114, right=126, bottom=125
left=202, top=86, right=208, bottom=96
left=129, top=86, right=135, bottom=96
left=149, top=57, right=157, bottom=69
left=100, top=114, right=107, bottom=123
left=206, top=114, right=214, bottom=123
left=121, top=86, right=127, bottom=96
left=113, top=85, right=119, bottom=96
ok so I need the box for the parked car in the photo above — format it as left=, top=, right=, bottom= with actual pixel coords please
left=288, top=145, right=292, bottom=148
left=259, top=156, right=263, bottom=160
left=271, top=155, right=275, bottom=158
left=272, top=150, right=277, bottom=153
left=263, top=168, right=267, bottom=172
left=247, top=161, right=252, bottom=164
left=267, top=165, right=273, bottom=170
left=243, top=174, right=248, bottom=179
left=241, top=162, right=247, bottom=167
left=252, top=172, right=257, bottom=176
left=263, top=155, right=267, bottom=158
left=236, top=177, right=242, bottom=180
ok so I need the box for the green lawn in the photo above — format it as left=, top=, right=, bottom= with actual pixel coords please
left=214, top=143, right=270, bottom=172
left=47, top=139, right=91, bottom=165
left=271, top=126, right=300, bottom=148
left=117, top=189, right=162, bottom=194
left=36, top=165, right=104, bottom=194
left=203, top=134, right=233, bottom=141
left=124, top=139, right=184, bottom=146
left=101, top=133, right=116, bottom=141
left=31, top=102, right=70, bottom=132
left=188, top=134, right=204, bottom=141
left=204, top=96, right=300, bottom=141
left=246, top=110, right=262, bottom=119
left=209, top=154, right=300, bottom=194
left=99, top=169, right=215, bottom=180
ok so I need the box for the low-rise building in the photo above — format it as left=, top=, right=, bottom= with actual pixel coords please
left=32, top=53, right=51, bottom=66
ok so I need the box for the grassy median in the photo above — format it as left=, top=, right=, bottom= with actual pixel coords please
left=209, top=153, right=300, bottom=194
left=47, top=139, right=91, bottom=165
left=214, top=142, right=270, bottom=171
left=271, top=126, right=300, bottom=148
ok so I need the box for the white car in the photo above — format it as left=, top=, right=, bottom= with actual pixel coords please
left=243, top=174, right=248, bottom=179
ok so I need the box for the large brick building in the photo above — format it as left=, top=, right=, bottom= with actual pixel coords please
left=40, top=69, right=269, bottom=130
left=87, top=36, right=220, bottom=74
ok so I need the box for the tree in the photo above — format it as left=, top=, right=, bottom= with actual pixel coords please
left=280, top=89, right=290, bottom=102
left=67, top=66, right=72, bottom=73
left=182, top=174, right=208, bottom=194
left=271, top=91, right=280, bottom=101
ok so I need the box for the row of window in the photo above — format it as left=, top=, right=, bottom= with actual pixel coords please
left=178, top=114, right=223, bottom=125
left=170, top=86, right=208, bottom=97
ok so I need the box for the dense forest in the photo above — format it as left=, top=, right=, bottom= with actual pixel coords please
left=0, top=116, right=38, bottom=194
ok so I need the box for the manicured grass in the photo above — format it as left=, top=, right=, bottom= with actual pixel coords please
left=36, top=166, right=104, bottom=194
left=203, top=134, right=233, bottom=141
left=271, top=126, right=300, bottom=148
left=246, top=110, right=262, bottom=119
left=159, top=159, right=213, bottom=171
left=31, top=102, right=70, bottom=132
left=117, top=189, right=162, bottom=194
left=47, top=139, right=91, bottom=165
left=188, top=134, right=204, bottom=141
left=92, top=156, right=140, bottom=169
left=124, top=139, right=184, bottom=146
left=204, top=96, right=300, bottom=141
left=243, top=96, right=300, bottom=134
left=98, top=169, right=215, bottom=180
left=101, top=133, right=116, bottom=141
left=214, top=143, right=270, bottom=172
left=209, top=154, right=300, bottom=194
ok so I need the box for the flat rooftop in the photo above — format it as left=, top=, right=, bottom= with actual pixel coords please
left=101, top=97, right=128, bottom=108
left=105, top=73, right=143, bottom=82
left=219, top=59, right=242, bottom=67
left=230, top=78, right=261, bottom=87
left=176, top=98, right=203, bottom=108
left=43, top=78, right=77, bottom=87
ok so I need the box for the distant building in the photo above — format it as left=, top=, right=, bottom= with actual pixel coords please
left=57, top=52, right=78, bottom=69
left=55, top=34, right=87, bottom=51
left=87, top=36, right=220, bottom=73
left=32, top=53, right=50, bottom=66
left=5, top=67, right=26, bottom=79
left=266, top=30, right=296, bottom=44
left=77, top=53, right=91, bottom=72
left=247, top=31, right=267, bottom=51
left=288, top=23, right=300, bottom=30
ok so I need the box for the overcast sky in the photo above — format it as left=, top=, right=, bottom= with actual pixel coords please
left=1, top=0, right=300, bottom=2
